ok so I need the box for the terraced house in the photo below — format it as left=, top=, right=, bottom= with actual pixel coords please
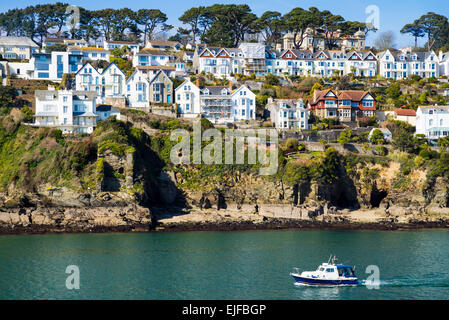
left=28, top=51, right=83, bottom=81
left=416, top=106, right=449, bottom=140
left=265, top=49, right=377, bottom=77
left=75, top=62, right=126, bottom=105
left=378, top=49, right=439, bottom=79
left=308, top=89, right=376, bottom=122
left=133, top=49, right=174, bottom=67
left=126, top=69, right=173, bottom=108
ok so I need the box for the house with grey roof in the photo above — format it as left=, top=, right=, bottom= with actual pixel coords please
left=33, top=88, right=97, bottom=134
left=266, top=97, right=309, bottom=131
left=377, top=49, right=439, bottom=80
left=175, top=79, right=256, bottom=123
left=0, top=36, right=39, bottom=60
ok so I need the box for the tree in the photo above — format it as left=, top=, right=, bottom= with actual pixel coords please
left=136, top=9, right=172, bottom=44
left=320, top=10, right=344, bottom=50
left=401, top=20, right=425, bottom=48
left=386, top=82, right=401, bottom=99
left=392, top=128, right=415, bottom=152
left=0, top=85, right=18, bottom=109
left=257, top=11, right=285, bottom=47
left=374, top=31, right=396, bottom=50
left=370, top=129, right=385, bottom=145
left=338, top=128, right=353, bottom=145
left=283, top=7, right=315, bottom=49
left=417, top=12, right=449, bottom=50
left=201, top=4, right=258, bottom=47
left=264, top=73, right=279, bottom=86
left=179, top=7, right=205, bottom=44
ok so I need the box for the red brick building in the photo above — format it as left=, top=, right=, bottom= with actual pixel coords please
left=308, top=89, right=376, bottom=122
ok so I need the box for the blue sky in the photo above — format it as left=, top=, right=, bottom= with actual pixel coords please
left=1, top=0, right=448, bottom=47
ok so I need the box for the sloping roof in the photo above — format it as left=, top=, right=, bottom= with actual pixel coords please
left=136, top=65, right=175, bottom=71
left=337, top=90, right=370, bottom=101
left=147, top=40, right=180, bottom=47
left=395, top=109, right=416, bottom=117
left=106, top=40, right=138, bottom=45
left=0, top=36, right=39, bottom=47
left=137, top=48, right=173, bottom=56
left=200, top=86, right=231, bottom=96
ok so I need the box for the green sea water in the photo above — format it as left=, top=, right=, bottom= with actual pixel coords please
left=0, top=229, right=448, bottom=300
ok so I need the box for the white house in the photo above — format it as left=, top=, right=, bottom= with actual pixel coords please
left=416, top=106, right=449, bottom=140
left=75, top=62, right=126, bottom=104
left=266, top=98, right=308, bottom=131
left=103, top=40, right=139, bottom=55
left=0, top=36, right=39, bottom=60
left=439, top=51, right=449, bottom=77
left=126, top=69, right=174, bottom=108
left=33, top=89, right=97, bottom=134
left=175, top=80, right=201, bottom=118
left=69, top=47, right=111, bottom=62
left=96, top=104, right=121, bottom=121
left=133, top=49, right=174, bottom=67
left=145, top=40, right=181, bottom=51
left=175, top=80, right=256, bottom=123
left=378, top=49, right=439, bottom=80
left=28, top=51, right=84, bottom=81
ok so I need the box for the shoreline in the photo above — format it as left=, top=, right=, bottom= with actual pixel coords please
left=1, top=212, right=449, bottom=235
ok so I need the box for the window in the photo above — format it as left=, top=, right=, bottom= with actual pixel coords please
left=63, top=106, right=68, bottom=114
left=326, top=268, right=335, bottom=273
left=186, top=103, right=190, bottom=111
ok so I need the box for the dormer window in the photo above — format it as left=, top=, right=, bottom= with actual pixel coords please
left=204, top=89, right=209, bottom=95
left=221, top=89, right=228, bottom=95
left=231, top=53, right=235, bottom=57
left=412, top=55, right=417, bottom=60
left=286, top=53, right=292, bottom=58
left=400, top=55, right=405, bottom=61
left=385, top=55, right=389, bottom=60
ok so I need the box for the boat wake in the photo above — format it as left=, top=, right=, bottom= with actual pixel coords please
left=359, top=278, right=449, bottom=288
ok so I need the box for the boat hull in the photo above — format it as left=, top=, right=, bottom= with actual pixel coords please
left=291, top=275, right=359, bottom=286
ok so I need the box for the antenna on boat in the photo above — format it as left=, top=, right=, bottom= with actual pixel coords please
left=328, top=255, right=332, bottom=264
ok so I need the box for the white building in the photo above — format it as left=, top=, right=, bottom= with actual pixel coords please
left=439, top=51, right=449, bottom=77
left=75, top=62, right=126, bottom=104
left=27, top=52, right=84, bottom=81
left=126, top=69, right=174, bottom=108
left=33, top=89, right=97, bottom=134
left=0, top=36, right=39, bottom=60
left=176, top=80, right=256, bottom=123
left=133, top=49, right=174, bottom=67
left=69, top=47, right=111, bottom=62
left=145, top=40, right=181, bottom=51
left=96, top=104, right=121, bottom=121
left=378, top=49, right=439, bottom=80
left=416, top=106, right=449, bottom=140
left=103, top=40, right=139, bottom=55
left=266, top=98, right=308, bottom=130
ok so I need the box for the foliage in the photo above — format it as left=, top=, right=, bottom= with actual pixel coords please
left=370, top=129, right=385, bottom=145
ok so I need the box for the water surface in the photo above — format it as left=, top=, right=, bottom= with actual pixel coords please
left=0, top=230, right=448, bottom=299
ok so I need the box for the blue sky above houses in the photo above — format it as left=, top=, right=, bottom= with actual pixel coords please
left=1, top=0, right=448, bottom=48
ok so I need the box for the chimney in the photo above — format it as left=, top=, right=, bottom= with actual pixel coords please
left=196, top=79, right=200, bottom=88
left=439, top=50, right=444, bottom=61
left=229, top=80, right=233, bottom=92
left=48, top=85, right=55, bottom=91
left=267, top=97, right=273, bottom=105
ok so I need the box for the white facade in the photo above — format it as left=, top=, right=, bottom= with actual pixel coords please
left=69, top=47, right=111, bottom=62
left=416, top=106, right=449, bottom=140
left=104, top=40, right=139, bottom=55
left=175, top=80, right=256, bottom=123
left=439, top=51, right=449, bottom=77
left=176, top=80, right=201, bottom=118
left=33, top=89, right=97, bottom=134
left=133, top=49, right=173, bottom=67
left=28, top=52, right=84, bottom=81
left=266, top=98, right=308, bottom=131
left=75, top=62, right=126, bottom=105
left=378, top=49, right=439, bottom=80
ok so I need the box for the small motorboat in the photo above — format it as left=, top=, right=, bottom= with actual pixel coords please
left=290, top=256, right=359, bottom=286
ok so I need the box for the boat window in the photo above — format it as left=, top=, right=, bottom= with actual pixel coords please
left=319, top=268, right=325, bottom=271
left=326, top=268, right=335, bottom=273
left=339, top=267, right=354, bottom=277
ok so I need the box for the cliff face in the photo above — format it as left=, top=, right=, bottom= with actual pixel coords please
left=159, top=158, right=449, bottom=218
